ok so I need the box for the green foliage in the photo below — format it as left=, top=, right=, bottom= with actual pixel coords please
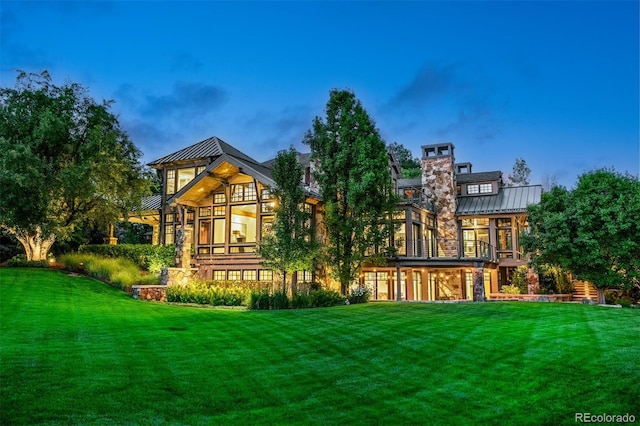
left=510, top=265, right=529, bottom=294
left=537, top=264, right=573, bottom=294
left=78, top=244, right=175, bottom=274
left=347, top=286, right=370, bottom=304
left=506, top=157, right=531, bottom=186
left=388, top=141, right=421, bottom=178
left=6, top=254, right=48, bottom=268
left=58, top=253, right=159, bottom=290
left=167, top=280, right=270, bottom=306
left=524, top=169, right=640, bottom=292
left=303, top=89, right=400, bottom=293
left=257, top=146, right=317, bottom=293
left=249, top=290, right=272, bottom=310
left=0, top=71, right=153, bottom=260
left=248, top=287, right=346, bottom=310
left=500, top=285, right=522, bottom=295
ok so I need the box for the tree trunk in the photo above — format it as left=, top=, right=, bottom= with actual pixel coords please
left=5, top=225, right=56, bottom=261
left=597, top=288, right=605, bottom=305
left=473, top=267, right=486, bottom=302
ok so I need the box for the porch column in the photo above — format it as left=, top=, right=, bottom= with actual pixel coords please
left=473, top=265, right=485, bottom=302
left=103, top=223, right=118, bottom=245
left=151, top=224, right=160, bottom=245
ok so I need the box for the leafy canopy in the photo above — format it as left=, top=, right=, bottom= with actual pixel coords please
left=523, top=169, right=640, bottom=292
left=0, top=71, right=151, bottom=258
left=257, top=147, right=317, bottom=290
left=388, top=141, right=421, bottom=178
left=303, top=89, right=399, bottom=293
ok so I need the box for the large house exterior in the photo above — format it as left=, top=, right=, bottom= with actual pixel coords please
left=130, top=136, right=542, bottom=301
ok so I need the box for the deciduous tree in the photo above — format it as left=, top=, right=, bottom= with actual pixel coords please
left=507, top=157, right=531, bottom=186
left=523, top=169, right=640, bottom=303
left=257, top=147, right=317, bottom=294
left=0, top=71, right=151, bottom=260
left=303, top=89, right=399, bottom=294
left=388, top=141, right=421, bottom=178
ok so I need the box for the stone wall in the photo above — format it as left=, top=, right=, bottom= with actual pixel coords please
left=422, top=153, right=458, bottom=256
left=160, top=267, right=198, bottom=286
left=132, top=285, right=167, bottom=302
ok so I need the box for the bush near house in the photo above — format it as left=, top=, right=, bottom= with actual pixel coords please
left=166, top=280, right=269, bottom=306
left=5, top=254, right=49, bottom=268
left=250, top=288, right=346, bottom=310
left=78, top=244, right=175, bottom=275
left=58, top=253, right=159, bottom=291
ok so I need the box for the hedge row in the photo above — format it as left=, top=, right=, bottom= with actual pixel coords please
left=78, top=244, right=175, bottom=274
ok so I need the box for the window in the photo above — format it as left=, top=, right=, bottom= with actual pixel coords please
left=213, top=270, right=226, bottom=280
left=243, top=270, right=257, bottom=281
left=497, top=218, right=513, bottom=257
left=213, top=206, right=225, bottom=216
left=199, top=220, right=211, bottom=245
left=261, top=189, right=274, bottom=200
left=228, top=270, right=241, bottom=281
left=177, top=168, right=195, bottom=192
left=467, top=184, right=479, bottom=194
left=261, top=201, right=276, bottom=213
left=214, top=193, right=226, bottom=204
left=461, top=219, right=490, bottom=258
left=394, top=223, right=406, bottom=256
left=231, top=205, right=257, bottom=243
left=231, top=183, right=257, bottom=202
left=164, top=224, right=174, bottom=245
left=413, top=273, right=423, bottom=301
left=261, top=215, right=274, bottom=237
left=479, top=183, right=492, bottom=193
left=199, top=207, right=211, bottom=217
left=166, top=170, right=176, bottom=195
left=212, top=218, right=225, bottom=244
left=259, top=270, right=273, bottom=282
left=197, top=165, right=206, bottom=175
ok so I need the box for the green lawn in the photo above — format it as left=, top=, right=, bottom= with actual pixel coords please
left=1, top=268, right=638, bottom=425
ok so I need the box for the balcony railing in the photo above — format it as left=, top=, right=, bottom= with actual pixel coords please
left=394, top=238, right=497, bottom=261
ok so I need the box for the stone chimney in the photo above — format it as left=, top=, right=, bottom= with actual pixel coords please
left=422, top=143, right=458, bottom=256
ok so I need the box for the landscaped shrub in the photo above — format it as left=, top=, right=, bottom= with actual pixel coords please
left=537, top=265, right=574, bottom=294
left=6, top=254, right=48, bottom=268
left=249, top=290, right=271, bottom=310
left=78, top=244, right=175, bottom=274
left=165, top=280, right=268, bottom=306
left=510, top=265, right=529, bottom=294
left=309, top=289, right=346, bottom=307
left=270, top=290, right=290, bottom=310
left=291, top=292, right=311, bottom=309
left=58, top=253, right=159, bottom=290
left=500, top=285, right=522, bottom=295
left=347, top=286, right=370, bottom=304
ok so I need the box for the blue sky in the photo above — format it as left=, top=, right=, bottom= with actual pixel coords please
left=2, top=1, right=638, bottom=188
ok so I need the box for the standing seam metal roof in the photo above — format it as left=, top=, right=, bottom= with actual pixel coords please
left=455, top=185, right=542, bottom=215
left=147, top=136, right=263, bottom=168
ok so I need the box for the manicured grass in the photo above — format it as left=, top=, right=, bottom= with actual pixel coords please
left=1, top=268, right=638, bottom=425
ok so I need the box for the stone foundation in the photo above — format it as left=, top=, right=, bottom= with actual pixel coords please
left=160, top=267, right=198, bottom=286
left=132, top=285, right=167, bottom=302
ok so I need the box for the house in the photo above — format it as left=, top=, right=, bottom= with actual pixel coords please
left=130, top=137, right=542, bottom=300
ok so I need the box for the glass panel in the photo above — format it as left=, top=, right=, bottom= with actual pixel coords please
left=199, top=220, right=211, bottom=245
left=214, top=193, right=226, bottom=204
left=377, top=272, right=389, bottom=300
left=213, top=270, right=226, bottom=280
left=213, top=206, right=225, bottom=216
left=497, top=218, right=512, bottom=227
left=199, top=207, right=211, bottom=217
left=497, top=228, right=513, bottom=250
left=164, top=224, right=174, bottom=245
left=213, top=218, right=226, bottom=244
left=231, top=183, right=257, bottom=202
left=479, top=183, right=492, bottom=193
left=413, top=273, right=423, bottom=301
left=395, top=223, right=406, bottom=255
left=243, top=270, right=256, bottom=280
left=231, top=205, right=257, bottom=243
left=435, top=270, right=462, bottom=300
left=259, top=270, right=273, bottom=282
left=177, top=168, right=195, bottom=191
left=166, top=170, right=175, bottom=195
left=467, top=184, right=479, bottom=194
left=196, top=165, right=206, bottom=175
left=228, top=270, right=241, bottom=280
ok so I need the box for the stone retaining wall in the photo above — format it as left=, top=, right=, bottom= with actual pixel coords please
left=132, top=285, right=167, bottom=302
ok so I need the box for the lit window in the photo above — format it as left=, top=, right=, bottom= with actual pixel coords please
left=467, top=185, right=479, bottom=194
left=259, top=270, right=273, bottom=282
left=479, top=183, right=492, bottom=193
left=166, top=170, right=176, bottom=195
left=177, top=168, right=195, bottom=191
left=214, top=193, right=226, bottom=204
left=197, top=165, right=206, bottom=175
left=231, top=204, right=257, bottom=243
left=213, top=206, right=225, bottom=216
left=228, top=270, right=241, bottom=281
left=231, top=183, right=257, bottom=202
left=213, top=270, right=226, bottom=280
left=199, top=207, right=211, bottom=217
left=164, top=224, right=174, bottom=245
left=243, top=270, right=257, bottom=281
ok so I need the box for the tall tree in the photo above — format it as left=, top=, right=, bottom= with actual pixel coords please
left=507, top=157, right=531, bottom=186
left=257, top=147, right=317, bottom=294
left=303, top=89, right=399, bottom=294
left=523, top=169, right=640, bottom=303
left=0, top=71, right=151, bottom=260
left=388, top=141, right=421, bottom=178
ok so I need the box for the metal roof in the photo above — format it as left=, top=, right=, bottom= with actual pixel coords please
left=147, top=136, right=262, bottom=168
left=140, top=194, right=162, bottom=211
left=456, top=185, right=542, bottom=215
left=456, top=171, right=503, bottom=184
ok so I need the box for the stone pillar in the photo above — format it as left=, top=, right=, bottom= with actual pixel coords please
left=103, top=223, right=118, bottom=245
left=421, top=143, right=458, bottom=257
left=473, top=266, right=485, bottom=302
left=151, top=224, right=160, bottom=246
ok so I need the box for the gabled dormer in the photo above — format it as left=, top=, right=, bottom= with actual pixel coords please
left=456, top=171, right=503, bottom=196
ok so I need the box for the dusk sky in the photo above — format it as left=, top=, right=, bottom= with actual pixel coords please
left=1, top=1, right=638, bottom=188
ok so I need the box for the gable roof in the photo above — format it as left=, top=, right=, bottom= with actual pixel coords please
left=456, top=171, right=502, bottom=184
left=147, top=136, right=262, bottom=168
left=456, top=185, right=542, bottom=215
left=262, top=151, right=312, bottom=168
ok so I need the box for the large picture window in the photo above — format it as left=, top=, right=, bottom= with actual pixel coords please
left=231, top=204, right=257, bottom=243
